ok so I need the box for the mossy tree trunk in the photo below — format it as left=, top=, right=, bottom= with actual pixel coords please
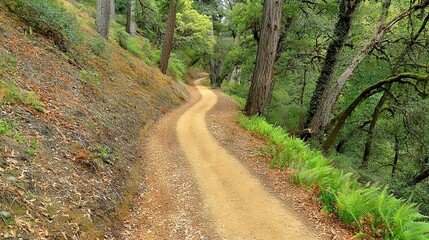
left=244, top=0, right=284, bottom=116
left=304, top=0, right=360, bottom=134
left=391, top=134, right=400, bottom=176
left=361, top=91, right=390, bottom=168
left=159, top=0, right=178, bottom=75
left=308, top=0, right=390, bottom=141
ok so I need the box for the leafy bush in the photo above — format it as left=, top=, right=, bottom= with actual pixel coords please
left=89, top=37, right=106, bottom=56
left=223, top=81, right=249, bottom=100
left=168, top=53, right=186, bottom=80
left=79, top=69, right=100, bottom=85
left=115, top=27, right=131, bottom=50
left=6, top=0, right=82, bottom=50
left=238, top=114, right=429, bottom=239
left=0, top=118, right=12, bottom=135
left=265, top=104, right=307, bottom=134
left=114, top=27, right=160, bottom=65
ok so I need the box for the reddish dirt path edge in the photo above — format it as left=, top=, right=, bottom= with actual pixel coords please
left=177, top=79, right=316, bottom=239
left=121, top=77, right=355, bottom=239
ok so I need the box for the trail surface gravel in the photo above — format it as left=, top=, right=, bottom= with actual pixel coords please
left=122, top=78, right=353, bottom=239
left=176, top=79, right=315, bottom=239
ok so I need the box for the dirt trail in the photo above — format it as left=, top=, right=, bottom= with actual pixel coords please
left=176, top=79, right=316, bottom=239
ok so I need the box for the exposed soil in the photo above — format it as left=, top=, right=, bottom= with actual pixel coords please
left=178, top=79, right=315, bottom=239
left=121, top=77, right=219, bottom=239
left=122, top=79, right=355, bottom=239
left=0, top=6, right=188, bottom=239
left=207, top=87, right=356, bottom=240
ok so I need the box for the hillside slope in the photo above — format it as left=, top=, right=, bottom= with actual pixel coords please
left=0, top=3, right=188, bottom=239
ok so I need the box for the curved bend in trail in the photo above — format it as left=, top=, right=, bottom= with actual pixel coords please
left=176, top=79, right=315, bottom=239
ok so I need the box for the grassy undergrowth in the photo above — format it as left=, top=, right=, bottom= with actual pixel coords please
left=227, top=93, right=429, bottom=239
left=0, top=81, right=46, bottom=112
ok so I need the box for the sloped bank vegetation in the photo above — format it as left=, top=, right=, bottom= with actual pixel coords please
left=0, top=0, right=190, bottom=238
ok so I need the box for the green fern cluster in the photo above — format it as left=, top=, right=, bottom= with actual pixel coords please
left=239, top=115, right=429, bottom=239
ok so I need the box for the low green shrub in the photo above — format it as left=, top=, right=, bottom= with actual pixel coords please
left=6, top=0, right=82, bottom=50
left=114, top=27, right=160, bottom=65
left=168, top=53, right=186, bottom=80
left=265, top=104, right=307, bottom=134
left=0, top=118, right=11, bottom=135
left=223, top=81, right=249, bottom=100
left=79, top=69, right=100, bottom=85
left=238, top=114, right=429, bottom=239
left=0, top=81, right=46, bottom=112
left=88, top=37, right=106, bottom=56
left=115, top=27, right=131, bottom=50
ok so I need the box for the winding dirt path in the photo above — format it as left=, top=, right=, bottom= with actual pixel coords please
left=121, top=78, right=347, bottom=239
left=176, top=79, right=315, bottom=239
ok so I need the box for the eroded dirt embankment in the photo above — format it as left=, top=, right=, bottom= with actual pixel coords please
left=0, top=7, right=188, bottom=238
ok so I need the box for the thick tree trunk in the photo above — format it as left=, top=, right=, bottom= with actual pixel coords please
left=308, top=0, right=390, bottom=140
left=210, top=30, right=224, bottom=88
left=110, top=0, right=115, bottom=20
left=210, top=59, right=223, bottom=87
left=244, top=0, right=284, bottom=116
left=96, top=0, right=111, bottom=39
left=304, top=0, right=360, bottom=132
left=323, top=12, right=429, bottom=152
left=126, top=0, right=136, bottom=36
left=408, top=168, right=429, bottom=186
left=159, top=0, right=178, bottom=74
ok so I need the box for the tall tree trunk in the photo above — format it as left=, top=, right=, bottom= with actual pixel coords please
left=96, top=0, right=111, bottom=39
left=210, top=60, right=223, bottom=87
left=304, top=0, right=360, bottom=132
left=110, top=0, right=115, bottom=20
left=210, top=31, right=224, bottom=88
left=361, top=92, right=389, bottom=168
left=391, top=134, right=400, bottom=177
left=244, top=0, right=284, bottom=116
left=310, top=0, right=429, bottom=141
left=308, top=0, right=390, bottom=140
left=323, top=12, right=429, bottom=152
left=159, top=0, right=178, bottom=74
left=228, top=37, right=240, bottom=84
left=126, top=0, right=136, bottom=36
